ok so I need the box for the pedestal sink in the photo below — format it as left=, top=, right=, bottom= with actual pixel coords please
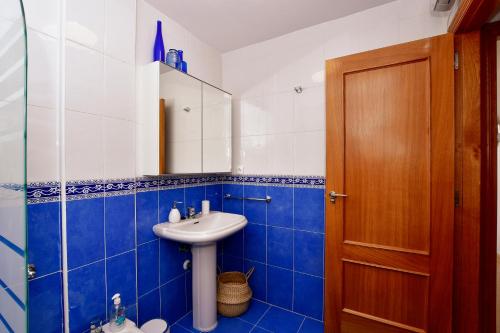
left=153, top=212, right=247, bottom=332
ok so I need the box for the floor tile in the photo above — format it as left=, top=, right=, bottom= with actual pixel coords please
left=251, top=327, right=273, bottom=333
left=170, top=324, right=193, bottom=333
left=212, top=316, right=253, bottom=333
left=239, top=299, right=270, bottom=324
left=257, top=307, right=304, bottom=333
left=298, top=318, right=323, bottom=333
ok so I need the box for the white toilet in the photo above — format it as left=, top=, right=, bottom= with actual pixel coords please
left=102, top=318, right=169, bottom=333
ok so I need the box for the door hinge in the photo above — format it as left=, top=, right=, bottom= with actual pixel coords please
left=454, top=190, right=460, bottom=207
left=454, top=51, right=459, bottom=70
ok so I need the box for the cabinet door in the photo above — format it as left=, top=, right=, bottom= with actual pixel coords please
left=202, top=83, right=231, bottom=173
left=160, top=69, right=202, bottom=173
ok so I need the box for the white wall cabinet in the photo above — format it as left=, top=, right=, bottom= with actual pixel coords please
left=137, top=61, right=231, bottom=175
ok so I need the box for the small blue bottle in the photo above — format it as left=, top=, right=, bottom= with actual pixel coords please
left=177, top=50, right=188, bottom=73
left=153, top=20, right=165, bottom=62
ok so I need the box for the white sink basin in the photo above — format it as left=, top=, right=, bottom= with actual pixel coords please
left=152, top=211, right=247, bottom=332
left=153, top=211, right=247, bottom=244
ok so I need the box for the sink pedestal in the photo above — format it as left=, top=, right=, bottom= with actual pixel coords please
left=191, top=242, right=217, bottom=332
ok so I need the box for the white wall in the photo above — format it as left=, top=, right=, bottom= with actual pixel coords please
left=222, top=0, right=450, bottom=177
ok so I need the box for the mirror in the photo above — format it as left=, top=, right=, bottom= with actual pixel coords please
left=202, top=84, right=231, bottom=173
left=160, top=66, right=202, bottom=173
left=145, top=62, right=231, bottom=174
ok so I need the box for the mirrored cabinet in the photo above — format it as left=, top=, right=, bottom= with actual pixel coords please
left=137, top=62, right=231, bottom=175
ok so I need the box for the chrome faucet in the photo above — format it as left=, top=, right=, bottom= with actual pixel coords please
left=187, top=206, right=196, bottom=219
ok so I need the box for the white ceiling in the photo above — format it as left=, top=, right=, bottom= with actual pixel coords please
left=146, top=0, right=396, bottom=52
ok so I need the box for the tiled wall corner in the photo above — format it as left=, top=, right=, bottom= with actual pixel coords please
left=220, top=175, right=325, bottom=321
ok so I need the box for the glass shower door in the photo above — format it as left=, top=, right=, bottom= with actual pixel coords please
left=0, top=0, right=28, bottom=332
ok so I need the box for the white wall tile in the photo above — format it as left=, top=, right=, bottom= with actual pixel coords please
left=266, top=91, right=293, bottom=135
left=66, top=0, right=105, bottom=51
left=103, top=117, right=135, bottom=179
left=294, top=131, right=325, bottom=176
left=27, top=29, right=58, bottom=109
left=23, top=0, right=59, bottom=37
left=65, top=41, right=104, bottom=115
left=241, top=136, right=267, bottom=175
left=104, top=0, right=136, bottom=64
left=104, top=57, right=135, bottom=121
left=267, top=134, right=294, bottom=175
left=27, top=106, right=59, bottom=182
left=241, top=96, right=269, bottom=136
left=65, top=110, right=103, bottom=180
left=293, top=86, right=325, bottom=133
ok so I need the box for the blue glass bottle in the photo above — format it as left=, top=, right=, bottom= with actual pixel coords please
left=153, top=20, right=165, bottom=62
left=177, top=49, right=188, bottom=73
left=176, top=50, right=184, bottom=70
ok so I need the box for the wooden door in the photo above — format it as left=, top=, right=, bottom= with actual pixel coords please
left=325, top=34, right=454, bottom=333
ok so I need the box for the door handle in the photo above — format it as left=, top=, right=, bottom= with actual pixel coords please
left=329, top=191, right=347, bottom=203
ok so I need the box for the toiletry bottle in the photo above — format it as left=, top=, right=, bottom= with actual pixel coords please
left=110, top=293, right=126, bottom=332
left=169, top=201, right=182, bottom=223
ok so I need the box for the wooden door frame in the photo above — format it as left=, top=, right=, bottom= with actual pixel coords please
left=451, top=0, right=499, bottom=331
left=479, top=20, right=499, bottom=333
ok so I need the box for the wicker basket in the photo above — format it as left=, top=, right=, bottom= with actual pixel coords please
left=217, top=267, right=254, bottom=317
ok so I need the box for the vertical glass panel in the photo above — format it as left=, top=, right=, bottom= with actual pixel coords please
left=202, top=84, right=231, bottom=173
left=0, top=0, right=27, bottom=332
left=160, top=64, right=202, bottom=173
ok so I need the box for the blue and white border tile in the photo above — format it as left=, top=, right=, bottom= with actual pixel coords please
left=27, top=182, right=60, bottom=204
left=66, top=180, right=105, bottom=201
left=26, top=173, right=325, bottom=204
left=104, top=179, right=136, bottom=197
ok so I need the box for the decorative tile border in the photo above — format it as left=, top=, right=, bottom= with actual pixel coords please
left=26, top=182, right=60, bottom=204
left=27, top=174, right=325, bottom=203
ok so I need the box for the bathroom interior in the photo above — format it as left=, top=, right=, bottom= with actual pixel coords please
left=1, top=0, right=500, bottom=332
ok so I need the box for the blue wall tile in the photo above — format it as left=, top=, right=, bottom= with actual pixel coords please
left=267, top=227, right=293, bottom=269
left=243, top=185, right=266, bottom=224
left=222, top=184, right=243, bottom=214
left=185, top=185, right=205, bottom=214
left=294, top=273, right=323, bottom=320
left=136, top=191, right=158, bottom=245
left=28, top=202, right=61, bottom=276
left=160, top=275, right=186, bottom=324
left=186, top=272, right=192, bottom=311
left=125, top=304, right=137, bottom=324
left=224, top=229, right=243, bottom=257
left=160, top=239, right=185, bottom=284
left=294, top=188, right=324, bottom=233
left=68, top=261, right=106, bottom=333
left=105, top=195, right=135, bottom=257
left=267, top=266, right=293, bottom=310
left=159, top=188, right=185, bottom=222
left=138, top=289, right=160, bottom=326
left=223, top=255, right=244, bottom=272
left=206, top=184, right=222, bottom=211
left=67, top=198, right=104, bottom=269
left=267, top=187, right=293, bottom=228
left=244, top=224, right=266, bottom=263
left=294, top=231, right=324, bottom=277
left=29, top=272, right=63, bottom=333
left=106, top=251, right=137, bottom=310
left=137, top=240, right=159, bottom=296
left=244, top=260, right=266, bottom=302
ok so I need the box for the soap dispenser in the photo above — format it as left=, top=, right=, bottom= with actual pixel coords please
left=168, top=201, right=182, bottom=223
left=110, top=293, right=126, bottom=332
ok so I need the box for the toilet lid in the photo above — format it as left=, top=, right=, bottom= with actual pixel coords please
left=140, top=319, right=169, bottom=333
